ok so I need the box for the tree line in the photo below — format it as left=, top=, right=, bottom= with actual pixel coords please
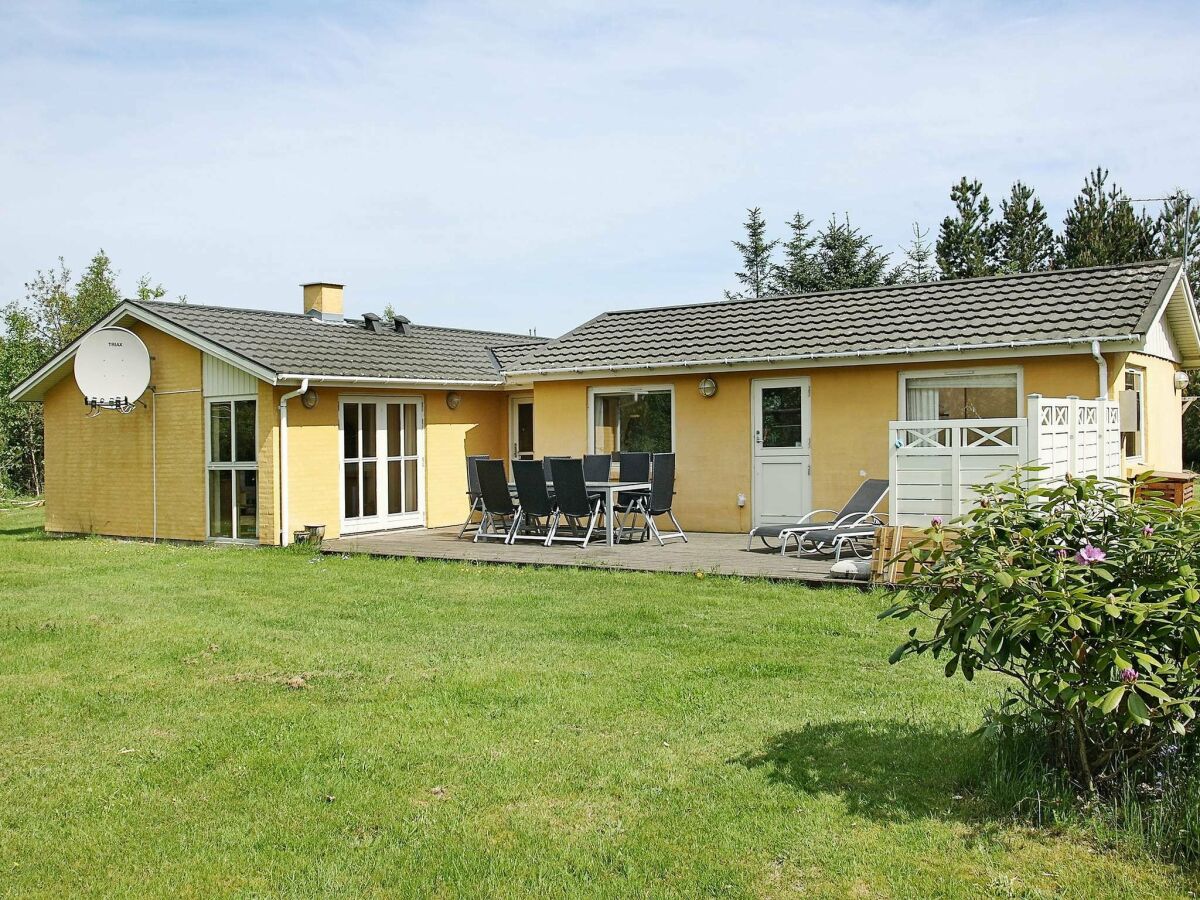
left=727, top=167, right=1198, bottom=298
left=0, top=251, right=177, bottom=495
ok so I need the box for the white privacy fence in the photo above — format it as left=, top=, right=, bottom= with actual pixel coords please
left=888, top=394, right=1122, bottom=525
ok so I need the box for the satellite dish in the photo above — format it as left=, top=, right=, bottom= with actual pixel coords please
left=74, top=327, right=151, bottom=411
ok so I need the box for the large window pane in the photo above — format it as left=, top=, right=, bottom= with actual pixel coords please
left=343, top=404, right=359, bottom=460
left=234, top=400, right=256, bottom=463
left=905, top=373, right=1018, bottom=420
left=761, top=386, right=805, bottom=448
left=344, top=463, right=360, bottom=518
left=388, top=460, right=402, bottom=514
left=403, top=403, right=417, bottom=456
left=593, top=390, right=672, bottom=457
left=404, top=458, right=418, bottom=512
left=387, top=404, right=402, bottom=457
left=361, top=404, right=376, bottom=458
left=210, top=402, right=232, bottom=463
left=208, top=469, right=233, bottom=538
left=362, top=461, right=377, bottom=516
left=236, top=470, right=257, bottom=540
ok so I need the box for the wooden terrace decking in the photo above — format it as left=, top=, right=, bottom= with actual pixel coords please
left=323, top=527, right=861, bottom=585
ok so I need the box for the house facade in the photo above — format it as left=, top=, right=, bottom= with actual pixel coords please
left=12, top=260, right=1200, bottom=544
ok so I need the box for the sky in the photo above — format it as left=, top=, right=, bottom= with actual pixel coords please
left=1, top=0, right=1197, bottom=337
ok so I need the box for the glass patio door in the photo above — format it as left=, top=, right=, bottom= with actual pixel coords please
left=341, top=397, right=424, bottom=533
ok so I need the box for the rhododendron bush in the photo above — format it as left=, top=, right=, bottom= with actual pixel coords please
left=881, top=469, right=1200, bottom=791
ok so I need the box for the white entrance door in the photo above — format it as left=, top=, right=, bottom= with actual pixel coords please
left=509, top=395, right=534, bottom=461
left=752, top=377, right=812, bottom=527
left=340, top=396, right=424, bottom=533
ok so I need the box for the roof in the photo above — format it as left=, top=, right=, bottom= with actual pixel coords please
left=131, top=300, right=544, bottom=384
left=507, top=260, right=1193, bottom=374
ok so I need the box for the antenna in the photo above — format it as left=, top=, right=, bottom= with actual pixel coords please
left=73, top=327, right=151, bottom=415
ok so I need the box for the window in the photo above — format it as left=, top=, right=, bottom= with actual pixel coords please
left=590, top=387, right=673, bottom=458
left=207, top=398, right=257, bottom=540
left=902, top=370, right=1019, bottom=421
left=1121, top=367, right=1145, bottom=459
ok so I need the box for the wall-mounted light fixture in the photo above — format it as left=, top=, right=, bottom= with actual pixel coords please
left=301, top=389, right=319, bottom=409
left=1174, top=370, right=1190, bottom=391
left=446, top=391, right=462, bottom=410
left=698, top=377, right=718, bottom=398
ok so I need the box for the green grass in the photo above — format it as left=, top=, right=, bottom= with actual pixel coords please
left=0, top=507, right=1195, bottom=898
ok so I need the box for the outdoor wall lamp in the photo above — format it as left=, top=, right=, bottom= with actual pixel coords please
left=698, top=377, right=718, bottom=398
left=301, top=388, right=319, bottom=409
left=446, top=391, right=462, bottom=410
left=1174, top=371, right=1190, bottom=391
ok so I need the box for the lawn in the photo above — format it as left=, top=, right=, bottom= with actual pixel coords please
left=0, top=506, right=1194, bottom=898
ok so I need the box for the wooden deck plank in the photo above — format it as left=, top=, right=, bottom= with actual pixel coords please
left=322, top=527, right=861, bottom=585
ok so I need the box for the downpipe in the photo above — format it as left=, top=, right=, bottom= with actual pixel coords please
left=278, top=379, right=309, bottom=546
left=1090, top=340, right=1108, bottom=400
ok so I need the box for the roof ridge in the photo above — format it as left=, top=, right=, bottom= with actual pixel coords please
left=592, top=258, right=1175, bottom=320
left=136, top=299, right=546, bottom=341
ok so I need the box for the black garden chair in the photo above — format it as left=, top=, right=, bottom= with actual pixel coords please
left=457, top=454, right=490, bottom=538
left=546, top=458, right=604, bottom=548
left=620, top=452, right=687, bottom=545
left=473, top=459, right=518, bottom=543
left=510, top=459, right=558, bottom=544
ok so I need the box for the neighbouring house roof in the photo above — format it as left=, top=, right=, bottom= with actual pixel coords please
left=507, top=259, right=1200, bottom=375
left=132, top=301, right=545, bottom=384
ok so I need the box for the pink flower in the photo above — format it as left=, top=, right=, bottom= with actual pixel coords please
left=1075, top=543, right=1107, bottom=566
left=1143, top=524, right=1155, bottom=537
left=931, top=516, right=944, bottom=528
left=1120, top=667, right=1139, bottom=684
left=1054, top=548, right=1069, bottom=562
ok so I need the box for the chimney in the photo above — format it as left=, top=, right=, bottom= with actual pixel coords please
left=302, top=282, right=344, bottom=322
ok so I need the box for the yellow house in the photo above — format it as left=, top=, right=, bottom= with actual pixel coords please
left=11, top=260, right=1200, bottom=544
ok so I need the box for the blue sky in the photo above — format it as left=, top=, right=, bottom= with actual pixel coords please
left=1, top=0, right=1197, bottom=336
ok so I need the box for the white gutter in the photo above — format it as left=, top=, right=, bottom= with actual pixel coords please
left=503, top=334, right=1144, bottom=378
left=277, top=378, right=308, bottom=546
left=1090, top=340, right=1108, bottom=400
left=276, top=373, right=502, bottom=387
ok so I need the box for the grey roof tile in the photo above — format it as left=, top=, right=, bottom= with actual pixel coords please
left=134, top=301, right=546, bottom=383
left=507, top=260, right=1181, bottom=373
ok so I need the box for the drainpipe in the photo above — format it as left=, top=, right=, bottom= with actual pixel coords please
left=1090, top=340, right=1108, bottom=400
left=277, top=379, right=308, bottom=546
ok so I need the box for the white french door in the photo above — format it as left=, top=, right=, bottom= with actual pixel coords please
left=340, top=396, right=424, bottom=533
left=509, top=395, right=534, bottom=461
left=752, top=377, right=812, bottom=527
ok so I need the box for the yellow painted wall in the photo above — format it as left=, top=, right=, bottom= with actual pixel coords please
left=42, top=323, right=206, bottom=540
left=531, top=352, right=1114, bottom=533
left=1117, top=351, right=1184, bottom=474
left=279, top=387, right=507, bottom=541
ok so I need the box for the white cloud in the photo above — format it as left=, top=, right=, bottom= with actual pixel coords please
left=0, top=0, right=1196, bottom=335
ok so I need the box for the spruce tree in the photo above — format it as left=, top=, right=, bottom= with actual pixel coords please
left=727, top=207, right=778, bottom=298
left=770, top=212, right=821, bottom=294
left=936, top=177, right=997, bottom=279
left=1155, top=191, right=1199, bottom=285
left=1060, top=167, right=1156, bottom=268
left=995, top=181, right=1056, bottom=273
left=815, top=214, right=890, bottom=290
left=891, top=223, right=937, bottom=284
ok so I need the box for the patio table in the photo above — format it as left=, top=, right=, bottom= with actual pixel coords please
left=507, top=480, right=651, bottom=547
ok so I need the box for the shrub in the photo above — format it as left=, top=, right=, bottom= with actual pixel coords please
left=881, top=468, right=1200, bottom=792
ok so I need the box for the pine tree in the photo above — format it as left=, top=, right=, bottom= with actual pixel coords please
left=815, top=214, right=890, bottom=290
left=727, top=207, right=778, bottom=299
left=1155, top=191, right=1199, bottom=286
left=995, top=181, right=1056, bottom=273
left=890, top=223, right=937, bottom=284
left=770, top=212, right=821, bottom=294
left=1060, top=167, right=1156, bottom=268
left=936, top=177, right=998, bottom=279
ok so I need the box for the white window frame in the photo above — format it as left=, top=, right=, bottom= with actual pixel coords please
left=898, top=365, right=1024, bottom=421
left=586, top=384, right=676, bottom=458
left=1122, top=365, right=1146, bottom=462
left=337, top=394, right=426, bottom=534
left=204, top=393, right=259, bottom=543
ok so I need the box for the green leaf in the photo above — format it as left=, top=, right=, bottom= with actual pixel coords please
left=1067, top=614, right=1082, bottom=630
left=1100, top=685, right=1126, bottom=714
left=1127, top=691, right=1151, bottom=724
left=995, top=571, right=1013, bottom=588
